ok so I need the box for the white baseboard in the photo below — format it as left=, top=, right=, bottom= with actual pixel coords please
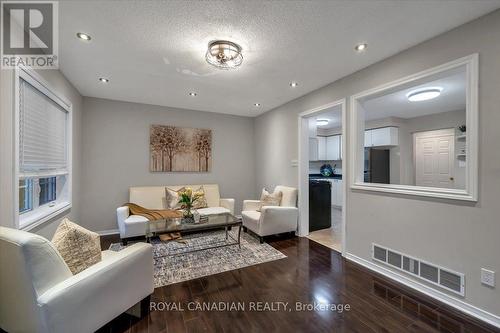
left=97, top=229, right=119, bottom=236
left=345, top=253, right=500, bottom=329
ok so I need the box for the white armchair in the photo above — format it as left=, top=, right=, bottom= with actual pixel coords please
left=242, top=186, right=298, bottom=243
left=0, top=226, right=154, bottom=333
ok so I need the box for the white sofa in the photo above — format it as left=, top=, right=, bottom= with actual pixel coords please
left=241, top=185, right=298, bottom=243
left=117, top=184, right=235, bottom=243
left=0, top=226, right=153, bottom=333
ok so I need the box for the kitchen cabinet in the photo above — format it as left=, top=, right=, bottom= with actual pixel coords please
left=309, top=138, right=318, bottom=161
left=326, top=135, right=341, bottom=160
left=364, top=127, right=398, bottom=147
left=318, top=136, right=327, bottom=160
left=330, top=179, right=343, bottom=207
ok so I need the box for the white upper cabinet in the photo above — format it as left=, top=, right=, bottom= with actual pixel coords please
left=308, top=118, right=317, bottom=138
left=309, top=138, right=318, bottom=161
left=318, top=136, right=327, bottom=160
left=326, top=135, right=341, bottom=160
left=364, top=127, right=398, bottom=147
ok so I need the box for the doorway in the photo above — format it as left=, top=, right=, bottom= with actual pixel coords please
left=298, top=99, right=346, bottom=255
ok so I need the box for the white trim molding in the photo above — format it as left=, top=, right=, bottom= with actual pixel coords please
left=345, top=253, right=500, bottom=329
left=349, top=54, right=479, bottom=201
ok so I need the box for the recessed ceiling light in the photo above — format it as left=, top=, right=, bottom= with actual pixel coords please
left=290, top=82, right=298, bottom=87
left=406, top=87, right=442, bottom=102
left=354, top=43, right=367, bottom=52
left=189, top=92, right=197, bottom=97
left=98, top=77, right=109, bottom=83
left=76, top=32, right=92, bottom=41
left=316, top=119, right=329, bottom=126
left=254, top=103, right=261, bottom=107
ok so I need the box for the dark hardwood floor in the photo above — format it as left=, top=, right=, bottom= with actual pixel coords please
left=97, top=235, right=499, bottom=333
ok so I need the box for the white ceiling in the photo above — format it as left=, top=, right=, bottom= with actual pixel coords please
left=314, top=106, right=343, bottom=130
left=58, top=0, right=500, bottom=117
left=363, top=67, right=466, bottom=121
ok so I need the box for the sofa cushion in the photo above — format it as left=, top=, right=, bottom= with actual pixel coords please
left=51, top=218, right=102, bottom=275
left=242, top=210, right=261, bottom=233
left=197, top=207, right=230, bottom=215
left=165, top=187, right=185, bottom=209
left=258, top=188, right=282, bottom=211
left=130, top=184, right=221, bottom=209
left=192, top=186, right=209, bottom=209
left=275, top=186, right=298, bottom=207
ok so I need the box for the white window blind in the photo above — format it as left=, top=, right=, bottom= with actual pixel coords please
left=19, top=78, right=68, bottom=176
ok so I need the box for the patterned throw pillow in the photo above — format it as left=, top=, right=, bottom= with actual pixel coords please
left=165, top=187, right=185, bottom=210
left=51, top=218, right=102, bottom=274
left=192, top=186, right=208, bottom=209
left=258, top=188, right=282, bottom=212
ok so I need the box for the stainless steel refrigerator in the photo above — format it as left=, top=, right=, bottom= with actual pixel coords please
left=364, top=148, right=390, bottom=184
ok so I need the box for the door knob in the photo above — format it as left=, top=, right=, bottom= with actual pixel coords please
left=450, top=177, right=454, bottom=181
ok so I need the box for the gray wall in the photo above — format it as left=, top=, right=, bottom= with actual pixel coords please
left=0, top=69, right=83, bottom=239
left=80, top=97, right=256, bottom=232
left=254, top=10, right=500, bottom=315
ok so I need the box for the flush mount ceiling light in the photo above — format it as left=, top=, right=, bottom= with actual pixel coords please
left=76, top=32, right=92, bottom=41
left=354, top=43, right=367, bottom=52
left=98, top=77, right=109, bottom=83
left=189, top=92, right=197, bottom=97
left=316, top=119, right=329, bottom=126
left=254, top=103, right=261, bottom=107
left=205, top=40, right=243, bottom=70
left=290, top=82, right=298, bottom=87
left=406, top=87, right=443, bottom=102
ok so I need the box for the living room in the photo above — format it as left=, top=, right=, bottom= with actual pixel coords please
left=1, top=1, right=500, bottom=332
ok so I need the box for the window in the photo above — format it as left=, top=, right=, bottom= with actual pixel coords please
left=349, top=54, right=478, bottom=201
left=16, top=68, right=72, bottom=229
left=39, top=177, right=57, bottom=205
left=19, top=179, right=33, bottom=213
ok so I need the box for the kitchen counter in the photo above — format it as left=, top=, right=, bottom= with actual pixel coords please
left=309, top=173, right=342, bottom=180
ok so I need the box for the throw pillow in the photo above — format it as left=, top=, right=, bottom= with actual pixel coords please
left=165, top=187, right=186, bottom=210
left=51, top=218, right=102, bottom=274
left=258, top=188, right=282, bottom=212
left=192, top=186, right=209, bottom=209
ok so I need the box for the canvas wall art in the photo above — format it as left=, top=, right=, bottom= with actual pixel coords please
left=150, top=125, right=212, bottom=172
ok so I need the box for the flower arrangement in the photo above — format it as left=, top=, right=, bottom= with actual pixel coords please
left=178, top=187, right=204, bottom=220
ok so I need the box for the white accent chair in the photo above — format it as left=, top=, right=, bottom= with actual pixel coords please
left=117, top=184, right=235, bottom=244
left=241, top=186, right=298, bottom=243
left=0, top=226, right=154, bottom=333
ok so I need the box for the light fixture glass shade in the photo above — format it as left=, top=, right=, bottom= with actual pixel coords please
left=205, top=40, right=243, bottom=70
left=407, top=87, right=442, bottom=102
left=316, top=119, right=329, bottom=126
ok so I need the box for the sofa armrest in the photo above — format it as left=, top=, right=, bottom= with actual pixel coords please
left=116, top=206, right=130, bottom=238
left=37, top=243, right=153, bottom=333
left=243, top=200, right=261, bottom=212
left=219, top=198, right=235, bottom=215
left=259, top=206, right=298, bottom=236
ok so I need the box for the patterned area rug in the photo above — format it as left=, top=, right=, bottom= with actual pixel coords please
left=109, top=229, right=286, bottom=288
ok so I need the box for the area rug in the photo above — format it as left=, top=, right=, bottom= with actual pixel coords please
left=109, top=229, right=286, bottom=288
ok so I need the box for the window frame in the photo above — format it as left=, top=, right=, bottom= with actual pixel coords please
left=349, top=54, right=478, bottom=201
left=14, top=66, right=73, bottom=230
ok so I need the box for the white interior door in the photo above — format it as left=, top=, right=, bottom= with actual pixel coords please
left=414, top=129, right=455, bottom=188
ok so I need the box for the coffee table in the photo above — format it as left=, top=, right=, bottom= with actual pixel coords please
left=145, top=212, right=242, bottom=257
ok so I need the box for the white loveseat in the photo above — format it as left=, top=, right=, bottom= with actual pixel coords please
left=0, top=226, right=153, bottom=333
left=241, top=185, right=298, bottom=243
left=117, top=184, right=235, bottom=243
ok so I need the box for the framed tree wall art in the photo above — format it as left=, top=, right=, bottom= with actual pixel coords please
left=150, top=125, right=212, bottom=172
